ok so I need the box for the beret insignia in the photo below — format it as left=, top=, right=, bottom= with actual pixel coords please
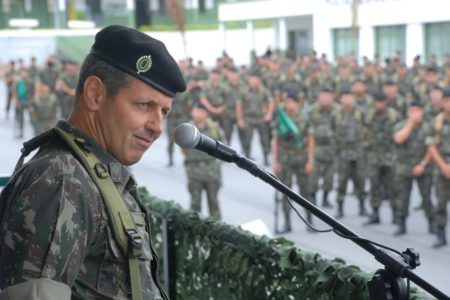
left=136, top=55, right=152, bottom=74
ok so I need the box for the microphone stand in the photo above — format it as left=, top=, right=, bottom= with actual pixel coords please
left=225, top=152, right=448, bottom=300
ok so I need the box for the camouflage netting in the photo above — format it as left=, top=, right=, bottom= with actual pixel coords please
left=140, top=188, right=431, bottom=300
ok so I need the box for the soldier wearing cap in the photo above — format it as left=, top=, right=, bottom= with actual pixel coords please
left=309, top=87, right=338, bottom=208
left=427, top=88, right=450, bottom=248
left=383, top=80, right=408, bottom=118
left=272, top=89, right=315, bottom=233
left=29, top=80, right=59, bottom=136
left=236, top=71, right=274, bottom=165
left=55, top=59, right=79, bottom=120
left=333, top=89, right=368, bottom=218
left=392, top=100, right=434, bottom=236
left=0, top=25, right=186, bottom=299
left=364, top=91, right=399, bottom=225
left=183, top=102, right=224, bottom=219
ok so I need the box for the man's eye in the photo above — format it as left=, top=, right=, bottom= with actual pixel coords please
left=137, top=103, right=149, bottom=110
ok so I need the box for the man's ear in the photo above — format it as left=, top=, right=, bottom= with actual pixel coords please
left=83, top=75, right=107, bottom=111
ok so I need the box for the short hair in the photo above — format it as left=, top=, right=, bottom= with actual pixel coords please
left=75, top=54, right=132, bottom=101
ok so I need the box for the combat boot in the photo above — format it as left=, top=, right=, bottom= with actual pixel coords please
left=394, top=217, right=407, bottom=236
left=364, top=208, right=380, bottom=226
left=322, top=191, right=333, bottom=208
left=359, top=199, right=368, bottom=216
left=335, top=202, right=344, bottom=219
left=432, top=227, right=447, bottom=248
left=428, top=219, right=436, bottom=234
left=278, top=211, right=292, bottom=234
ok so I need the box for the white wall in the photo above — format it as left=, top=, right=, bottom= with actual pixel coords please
left=0, top=28, right=274, bottom=68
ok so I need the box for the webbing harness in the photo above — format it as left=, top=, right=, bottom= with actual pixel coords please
left=13, top=128, right=144, bottom=300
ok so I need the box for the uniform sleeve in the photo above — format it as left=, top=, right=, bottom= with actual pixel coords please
left=0, top=161, right=96, bottom=292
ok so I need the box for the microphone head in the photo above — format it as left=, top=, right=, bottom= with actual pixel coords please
left=174, top=123, right=201, bottom=149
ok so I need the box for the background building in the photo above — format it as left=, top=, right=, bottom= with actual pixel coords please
left=0, top=0, right=449, bottom=67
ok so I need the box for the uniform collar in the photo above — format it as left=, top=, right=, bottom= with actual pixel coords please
left=56, top=120, right=133, bottom=191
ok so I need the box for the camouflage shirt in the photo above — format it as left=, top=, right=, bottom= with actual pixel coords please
left=238, top=85, right=273, bottom=123
left=332, top=108, right=366, bottom=160
left=184, top=119, right=224, bottom=183
left=0, top=121, right=166, bottom=300
left=365, top=108, right=399, bottom=166
left=394, top=120, right=432, bottom=176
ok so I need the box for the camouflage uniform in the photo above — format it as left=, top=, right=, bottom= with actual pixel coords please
left=387, top=94, right=408, bottom=118
left=0, top=121, right=166, bottom=299
left=365, top=107, right=399, bottom=223
left=428, top=113, right=450, bottom=247
left=184, top=119, right=224, bottom=219
left=394, top=120, right=434, bottom=233
left=4, top=66, right=17, bottom=117
left=333, top=107, right=367, bottom=217
left=166, top=91, right=190, bottom=166
left=309, top=102, right=337, bottom=205
left=39, top=67, right=59, bottom=92
left=58, top=71, right=79, bottom=120
left=274, top=106, right=313, bottom=230
left=237, top=85, right=273, bottom=161
left=200, top=81, right=227, bottom=130
left=222, top=81, right=241, bottom=144
left=29, top=93, right=59, bottom=136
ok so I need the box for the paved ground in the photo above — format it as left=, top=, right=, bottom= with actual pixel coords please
left=0, top=81, right=448, bottom=297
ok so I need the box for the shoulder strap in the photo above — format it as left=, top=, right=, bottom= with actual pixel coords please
left=53, top=128, right=143, bottom=300
left=15, top=128, right=144, bottom=300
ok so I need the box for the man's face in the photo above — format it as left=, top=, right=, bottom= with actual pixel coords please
left=426, top=71, right=439, bottom=84
left=340, top=94, right=355, bottom=110
left=319, top=92, right=334, bottom=108
left=352, top=81, right=366, bottom=95
left=97, top=77, right=172, bottom=166
left=191, top=107, right=208, bottom=123
left=383, top=84, right=397, bottom=99
left=374, top=100, right=387, bottom=112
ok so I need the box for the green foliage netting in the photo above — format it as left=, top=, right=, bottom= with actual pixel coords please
left=140, top=188, right=431, bottom=300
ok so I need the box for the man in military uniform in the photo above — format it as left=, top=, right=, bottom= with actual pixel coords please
left=309, top=88, right=337, bottom=208
left=4, top=60, right=17, bottom=119
left=0, top=25, right=186, bottom=299
left=424, top=86, right=443, bottom=124
left=364, top=92, right=399, bottom=225
left=383, top=80, right=408, bottom=118
left=333, top=90, right=367, bottom=218
left=183, top=102, right=224, bottom=219
left=272, top=89, right=315, bottom=233
left=236, top=72, right=274, bottom=165
left=393, top=100, right=434, bottom=236
left=427, top=89, right=450, bottom=248
left=29, top=80, right=59, bottom=136
left=199, top=69, right=227, bottom=129
left=222, top=67, right=241, bottom=144
left=12, top=68, right=34, bottom=139
left=56, top=60, right=79, bottom=120
left=39, top=58, right=60, bottom=93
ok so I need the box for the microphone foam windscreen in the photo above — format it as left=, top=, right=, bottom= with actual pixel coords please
left=173, top=123, right=200, bottom=149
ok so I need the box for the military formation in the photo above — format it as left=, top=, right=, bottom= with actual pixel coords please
left=168, top=51, right=450, bottom=249
left=2, top=50, right=450, bottom=249
left=4, top=56, right=79, bottom=138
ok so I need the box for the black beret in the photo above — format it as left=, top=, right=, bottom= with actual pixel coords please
left=90, top=25, right=186, bottom=98
left=373, top=91, right=387, bottom=101
left=383, top=80, right=396, bottom=86
left=340, top=87, right=353, bottom=96
left=192, top=101, right=208, bottom=111
left=284, top=88, right=298, bottom=101
left=427, top=66, right=438, bottom=73
left=320, top=87, right=334, bottom=93
left=409, top=99, right=423, bottom=108
left=443, top=88, right=450, bottom=98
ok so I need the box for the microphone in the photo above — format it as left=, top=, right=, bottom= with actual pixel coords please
left=173, top=123, right=237, bottom=163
